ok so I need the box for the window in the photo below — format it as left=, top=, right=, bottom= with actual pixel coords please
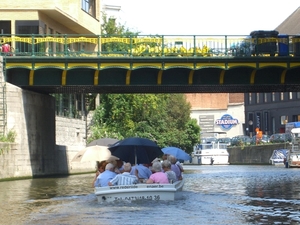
left=82, top=0, right=96, bottom=17
left=15, top=21, right=39, bottom=53
left=248, top=93, right=252, bottom=104
left=289, top=92, right=293, bottom=100
left=280, top=92, right=284, bottom=101
left=292, top=115, right=300, bottom=121
left=297, top=92, right=300, bottom=99
left=256, top=93, right=260, bottom=103
left=264, top=93, right=268, bottom=103
left=272, top=92, right=275, bottom=101
left=280, top=115, right=288, bottom=125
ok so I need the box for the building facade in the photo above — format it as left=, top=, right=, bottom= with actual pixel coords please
left=0, top=0, right=101, bottom=34
left=244, top=92, right=300, bottom=136
left=0, top=0, right=101, bottom=53
left=244, top=7, right=300, bottom=137
left=186, top=93, right=245, bottom=139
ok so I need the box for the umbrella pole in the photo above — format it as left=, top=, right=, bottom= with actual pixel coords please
left=135, top=147, right=137, bottom=165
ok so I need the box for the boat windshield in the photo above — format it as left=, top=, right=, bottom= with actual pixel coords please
left=199, top=142, right=228, bottom=150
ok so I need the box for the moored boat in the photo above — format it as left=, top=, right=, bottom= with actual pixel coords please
left=94, top=179, right=184, bottom=202
left=285, top=127, right=300, bottom=168
left=269, top=149, right=287, bottom=166
left=191, top=142, right=229, bottom=165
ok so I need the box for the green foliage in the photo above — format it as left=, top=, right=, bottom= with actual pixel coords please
left=0, top=130, right=16, bottom=142
left=0, top=130, right=17, bottom=155
left=89, top=13, right=200, bottom=153
left=89, top=94, right=200, bottom=154
left=101, top=13, right=138, bottom=36
left=101, top=12, right=140, bottom=54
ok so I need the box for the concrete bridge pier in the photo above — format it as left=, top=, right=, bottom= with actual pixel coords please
left=0, top=56, right=91, bottom=180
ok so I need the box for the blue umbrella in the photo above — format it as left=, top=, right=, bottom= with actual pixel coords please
left=108, top=137, right=163, bottom=165
left=162, top=147, right=191, bottom=161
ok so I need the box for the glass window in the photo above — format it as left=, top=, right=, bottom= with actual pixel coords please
left=292, top=115, right=300, bottom=122
left=297, top=92, right=300, bottom=99
left=280, top=92, right=284, bottom=101
left=256, top=93, right=259, bottom=104
left=289, top=92, right=293, bottom=100
left=248, top=93, right=252, bottom=104
left=272, top=117, right=275, bottom=134
left=81, top=0, right=96, bottom=17
left=272, top=92, right=275, bottom=101
left=15, top=21, right=39, bottom=53
left=264, top=93, right=267, bottom=103
left=280, top=115, right=288, bottom=125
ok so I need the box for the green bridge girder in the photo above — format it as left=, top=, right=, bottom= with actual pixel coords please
left=4, top=56, right=300, bottom=94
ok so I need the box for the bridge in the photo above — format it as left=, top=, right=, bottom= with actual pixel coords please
left=2, top=34, right=300, bottom=93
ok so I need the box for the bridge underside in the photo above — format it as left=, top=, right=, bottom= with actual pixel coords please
left=5, top=57, right=300, bottom=93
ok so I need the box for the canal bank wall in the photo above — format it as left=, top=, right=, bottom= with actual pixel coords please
left=0, top=81, right=92, bottom=180
left=227, top=143, right=288, bottom=164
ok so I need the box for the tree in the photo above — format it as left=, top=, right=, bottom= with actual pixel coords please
left=101, top=13, right=138, bottom=37
left=89, top=94, right=200, bottom=154
left=88, top=13, right=200, bottom=154
left=101, top=13, right=139, bottom=54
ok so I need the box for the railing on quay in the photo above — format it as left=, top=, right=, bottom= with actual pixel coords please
left=0, top=34, right=299, bottom=58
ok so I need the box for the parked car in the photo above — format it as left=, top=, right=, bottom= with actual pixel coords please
left=201, top=137, right=217, bottom=144
left=251, top=134, right=270, bottom=145
left=217, top=137, right=232, bottom=146
left=231, top=135, right=251, bottom=146
left=269, top=133, right=292, bottom=143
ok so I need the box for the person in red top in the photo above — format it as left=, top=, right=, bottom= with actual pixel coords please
left=2, top=43, right=10, bottom=53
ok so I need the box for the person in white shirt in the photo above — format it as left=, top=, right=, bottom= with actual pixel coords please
left=108, top=162, right=138, bottom=186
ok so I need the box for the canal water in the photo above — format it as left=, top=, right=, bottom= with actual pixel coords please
left=1, top=165, right=300, bottom=225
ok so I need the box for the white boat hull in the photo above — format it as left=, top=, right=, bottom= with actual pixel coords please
left=286, top=151, right=300, bottom=168
left=192, top=149, right=229, bottom=165
left=94, top=180, right=184, bottom=202
left=191, top=143, right=229, bottom=165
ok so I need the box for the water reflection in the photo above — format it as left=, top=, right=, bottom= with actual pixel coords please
left=1, top=165, right=300, bottom=225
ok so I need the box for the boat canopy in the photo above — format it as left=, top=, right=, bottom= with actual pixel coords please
left=291, top=128, right=300, bottom=134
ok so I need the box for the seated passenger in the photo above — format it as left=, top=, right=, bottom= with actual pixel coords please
left=92, top=160, right=108, bottom=187
left=146, top=161, right=169, bottom=184
left=130, top=163, right=152, bottom=180
left=168, top=155, right=182, bottom=180
left=108, top=163, right=138, bottom=186
left=94, top=163, right=117, bottom=187
left=162, top=160, right=177, bottom=183
left=114, top=159, right=125, bottom=174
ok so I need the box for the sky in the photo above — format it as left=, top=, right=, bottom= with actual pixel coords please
left=103, top=0, right=300, bottom=35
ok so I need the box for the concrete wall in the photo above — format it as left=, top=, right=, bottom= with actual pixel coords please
left=0, top=82, right=57, bottom=179
left=56, top=116, right=95, bottom=174
left=0, top=81, right=94, bottom=179
left=228, top=143, right=287, bottom=164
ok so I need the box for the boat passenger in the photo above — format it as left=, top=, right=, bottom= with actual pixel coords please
left=162, top=160, right=177, bottom=183
left=146, top=161, right=169, bottom=184
left=108, top=163, right=138, bottom=186
left=168, top=155, right=182, bottom=180
left=130, top=164, right=152, bottom=180
left=92, top=160, right=108, bottom=187
left=114, top=160, right=125, bottom=174
left=94, top=163, right=117, bottom=187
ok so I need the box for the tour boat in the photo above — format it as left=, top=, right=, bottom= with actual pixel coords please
left=191, top=142, right=229, bottom=165
left=94, top=179, right=184, bottom=202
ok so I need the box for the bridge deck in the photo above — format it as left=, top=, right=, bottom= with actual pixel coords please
left=2, top=34, right=300, bottom=93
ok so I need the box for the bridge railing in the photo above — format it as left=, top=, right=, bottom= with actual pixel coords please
left=0, top=34, right=298, bottom=57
